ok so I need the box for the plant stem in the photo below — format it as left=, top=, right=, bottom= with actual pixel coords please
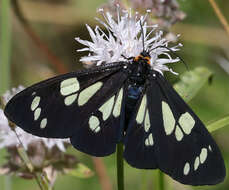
left=208, top=0, right=229, bottom=38
left=0, top=0, right=11, bottom=94
left=4, top=176, right=11, bottom=190
left=158, top=170, right=164, bottom=190
left=116, top=143, right=124, bottom=190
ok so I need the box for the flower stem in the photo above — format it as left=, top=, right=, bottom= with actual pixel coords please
left=158, top=170, right=164, bottom=190
left=0, top=0, right=11, bottom=94
left=208, top=0, right=229, bottom=38
left=116, top=143, right=124, bottom=190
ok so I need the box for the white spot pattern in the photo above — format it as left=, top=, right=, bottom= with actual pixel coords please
left=184, top=145, right=212, bottom=175
left=31, top=96, right=40, bottom=111
left=162, top=101, right=175, bottom=135
left=200, top=148, right=208, bottom=164
left=178, top=112, right=195, bottom=135
left=145, top=133, right=154, bottom=146
left=34, top=108, right=41, bottom=121
left=113, top=88, right=123, bottom=117
left=60, top=78, right=80, bottom=106
left=162, top=102, right=195, bottom=142
left=60, top=78, right=79, bottom=96
left=144, top=110, right=150, bottom=132
left=40, top=118, right=47, bottom=129
left=194, top=157, right=200, bottom=171
left=99, top=95, right=115, bottom=120
left=136, top=95, right=147, bottom=124
left=64, top=94, right=78, bottom=106
left=175, top=125, right=183, bottom=141
left=209, top=145, right=212, bottom=152
left=183, top=162, right=190, bottom=175
left=78, top=81, right=103, bottom=106
left=89, top=115, right=101, bottom=133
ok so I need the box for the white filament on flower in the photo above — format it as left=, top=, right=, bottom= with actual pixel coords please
left=76, top=6, right=182, bottom=75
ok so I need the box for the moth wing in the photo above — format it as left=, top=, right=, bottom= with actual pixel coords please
left=4, top=64, right=126, bottom=141
left=123, top=84, right=158, bottom=169
left=124, top=73, right=225, bottom=185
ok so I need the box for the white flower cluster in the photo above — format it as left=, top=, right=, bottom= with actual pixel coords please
left=75, top=6, right=182, bottom=75
left=0, top=86, right=69, bottom=152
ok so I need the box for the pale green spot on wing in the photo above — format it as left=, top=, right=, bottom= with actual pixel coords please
left=144, top=109, right=150, bottom=132
left=194, top=156, right=200, bottom=171
left=178, top=112, right=195, bottom=135
left=145, top=139, right=149, bottom=146
left=99, top=95, right=115, bottom=121
left=89, top=116, right=100, bottom=133
left=94, top=126, right=101, bottom=133
left=64, top=94, right=78, bottom=106
left=183, top=162, right=190, bottom=175
left=136, top=95, right=147, bottom=124
left=209, top=145, right=212, bottom=152
left=40, top=118, right=47, bottom=129
left=78, top=82, right=103, bottom=106
left=113, top=88, right=123, bottom=118
left=34, top=107, right=41, bottom=121
left=162, top=101, right=175, bottom=135
left=148, top=133, right=154, bottom=145
left=60, top=78, right=79, bottom=96
left=31, top=96, right=40, bottom=111
left=200, top=148, right=208, bottom=164
left=145, top=133, right=154, bottom=146
left=175, top=125, right=184, bottom=141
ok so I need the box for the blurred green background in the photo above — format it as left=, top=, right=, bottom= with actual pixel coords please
left=0, top=0, right=229, bottom=190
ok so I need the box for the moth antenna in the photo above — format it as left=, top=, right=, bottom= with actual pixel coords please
left=150, top=46, right=189, bottom=70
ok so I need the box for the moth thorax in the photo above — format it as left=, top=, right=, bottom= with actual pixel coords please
left=134, top=51, right=151, bottom=65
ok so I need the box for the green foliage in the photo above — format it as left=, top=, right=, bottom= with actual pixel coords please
left=174, top=67, right=213, bottom=102
left=207, top=115, right=229, bottom=133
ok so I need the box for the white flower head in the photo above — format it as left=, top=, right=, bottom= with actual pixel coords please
left=0, top=86, right=69, bottom=152
left=75, top=6, right=182, bottom=75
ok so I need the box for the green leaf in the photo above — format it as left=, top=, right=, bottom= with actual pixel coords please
left=66, top=163, right=94, bottom=178
left=207, top=115, right=229, bottom=132
left=173, top=67, right=213, bottom=102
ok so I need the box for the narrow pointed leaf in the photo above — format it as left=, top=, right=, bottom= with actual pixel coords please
left=207, top=115, right=229, bottom=132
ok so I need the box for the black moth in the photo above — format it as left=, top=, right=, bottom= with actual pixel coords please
left=4, top=50, right=225, bottom=185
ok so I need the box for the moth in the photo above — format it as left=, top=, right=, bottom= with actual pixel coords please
left=4, top=8, right=225, bottom=186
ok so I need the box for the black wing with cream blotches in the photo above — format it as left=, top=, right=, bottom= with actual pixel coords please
left=124, top=71, right=225, bottom=185
left=153, top=73, right=226, bottom=185
left=123, top=83, right=158, bottom=169
left=4, top=63, right=127, bottom=145
left=70, top=84, right=126, bottom=156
